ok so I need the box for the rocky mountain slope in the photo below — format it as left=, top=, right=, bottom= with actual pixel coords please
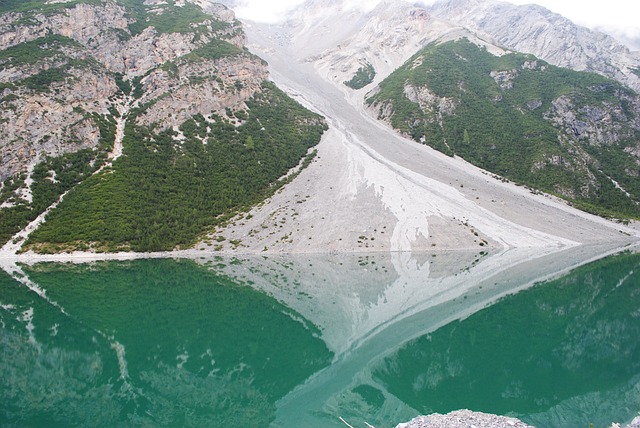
left=284, top=0, right=640, bottom=93
left=186, top=14, right=640, bottom=255
left=286, top=0, right=456, bottom=90
left=427, top=0, right=640, bottom=93
left=367, top=39, right=640, bottom=218
left=0, top=0, right=242, bottom=180
left=269, top=0, right=640, bottom=219
left=0, top=0, right=326, bottom=252
left=1, top=0, right=639, bottom=255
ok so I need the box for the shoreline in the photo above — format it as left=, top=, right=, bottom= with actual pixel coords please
left=1, top=239, right=637, bottom=267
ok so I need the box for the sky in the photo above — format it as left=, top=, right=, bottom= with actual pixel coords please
left=233, top=0, right=640, bottom=49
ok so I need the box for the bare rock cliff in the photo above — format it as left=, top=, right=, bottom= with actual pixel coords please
left=0, top=0, right=263, bottom=180
left=427, top=0, right=640, bottom=92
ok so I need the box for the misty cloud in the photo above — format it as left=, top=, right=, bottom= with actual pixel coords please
left=232, top=0, right=639, bottom=50
left=234, top=0, right=386, bottom=23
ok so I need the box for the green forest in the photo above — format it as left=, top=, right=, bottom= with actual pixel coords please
left=23, top=82, right=326, bottom=253
left=367, top=39, right=640, bottom=219
left=344, top=62, right=376, bottom=90
left=0, top=114, right=115, bottom=247
left=0, top=0, right=326, bottom=253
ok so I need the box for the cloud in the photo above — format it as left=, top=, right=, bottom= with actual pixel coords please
left=598, top=26, right=640, bottom=50
left=506, top=0, right=640, bottom=49
left=343, top=0, right=383, bottom=12
left=232, top=0, right=640, bottom=50
left=234, top=0, right=384, bottom=23
left=234, top=0, right=305, bottom=23
left=506, top=0, right=640, bottom=35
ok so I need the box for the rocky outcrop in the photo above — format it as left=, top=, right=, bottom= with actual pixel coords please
left=427, top=0, right=640, bottom=92
left=0, top=2, right=243, bottom=76
left=0, top=0, right=259, bottom=180
left=398, top=412, right=640, bottom=428
left=0, top=54, right=118, bottom=179
left=136, top=55, right=268, bottom=130
left=490, top=69, right=517, bottom=90
left=292, top=1, right=453, bottom=88
left=0, top=3, right=129, bottom=52
left=545, top=92, right=640, bottom=146
left=404, top=84, right=457, bottom=116
left=397, top=410, right=535, bottom=428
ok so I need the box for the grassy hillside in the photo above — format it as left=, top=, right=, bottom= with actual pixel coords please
left=367, top=39, right=640, bottom=219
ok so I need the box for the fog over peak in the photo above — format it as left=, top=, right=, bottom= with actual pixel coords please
left=233, top=0, right=384, bottom=23
left=230, top=0, right=639, bottom=50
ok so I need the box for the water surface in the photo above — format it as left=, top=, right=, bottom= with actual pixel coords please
left=1, top=245, right=638, bottom=427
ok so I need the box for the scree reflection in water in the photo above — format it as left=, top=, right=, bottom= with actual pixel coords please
left=0, top=249, right=639, bottom=427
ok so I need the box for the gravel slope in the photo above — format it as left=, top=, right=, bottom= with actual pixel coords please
left=205, top=21, right=639, bottom=255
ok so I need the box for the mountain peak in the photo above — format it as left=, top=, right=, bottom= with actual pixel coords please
left=426, top=0, right=640, bottom=91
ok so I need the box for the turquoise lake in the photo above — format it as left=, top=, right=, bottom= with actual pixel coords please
left=1, top=245, right=639, bottom=427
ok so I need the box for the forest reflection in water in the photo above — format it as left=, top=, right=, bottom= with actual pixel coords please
left=0, top=244, right=639, bottom=427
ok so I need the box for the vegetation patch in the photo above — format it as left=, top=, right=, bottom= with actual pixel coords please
left=0, top=143, right=113, bottom=246
left=0, top=35, right=80, bottom=68
left=24, top=82, right=326, bottom=252
left=182, top=39, right=244, bottom=62
left=367, top=39, right=640, bottom=218
left=117, top=0, right=227, bottom=35
left=0, top=0, right=97, bottom=14
left=344, top=62, right=376, bottom=90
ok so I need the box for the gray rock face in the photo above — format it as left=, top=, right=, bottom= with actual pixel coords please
left=293, top=1, right=462, bottom=88
left=136, top=55, right=268, bottom=130
left=0, top=3, right=129, bottom=53
left=427, top=0, right=640, bottom=92
left=0, top=0, right=263, bottom=180
left=0, top=38, right=118, bottom=179
left=0, top=2, right=246, bottom=76
left=281, top=0, right=640, bottom=95
left=397, top=410, right=640, bottom=428
left=545, top=91, right=640, bottom=146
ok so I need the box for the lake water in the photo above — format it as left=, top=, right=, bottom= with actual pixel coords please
left=1, top=245, right=639, bottom=427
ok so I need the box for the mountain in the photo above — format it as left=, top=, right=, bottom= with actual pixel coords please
left=293, top=1, right=454, bottom=89
left=1, top=0, right=639, bottom=256
left=0, top=0, right=326, bottom=252
left=281, top=0, right=640, bottom=94
left=271, top=0, right=640, bottom=219
left=427, top=0, right=640, bottom=93
left=185, top=4, right=639, bottom=255
left=367, top=38, right=640, bottom=217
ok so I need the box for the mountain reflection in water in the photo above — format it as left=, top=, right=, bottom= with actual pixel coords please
left=0, top=244, right=638, bottom=427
